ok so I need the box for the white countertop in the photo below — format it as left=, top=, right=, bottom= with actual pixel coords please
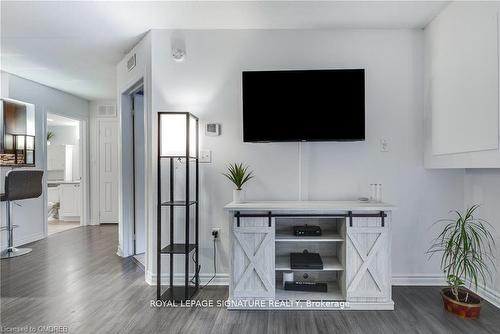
left=224, top=200, right=394, bottom=212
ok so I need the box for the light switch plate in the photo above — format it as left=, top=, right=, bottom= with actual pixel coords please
left=380, top=138, right=389, bottom=152
left=200, top=150, right=212, bottom=163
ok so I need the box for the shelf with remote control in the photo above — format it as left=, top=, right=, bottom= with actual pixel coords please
left=224, top=201, right=394, bottom=310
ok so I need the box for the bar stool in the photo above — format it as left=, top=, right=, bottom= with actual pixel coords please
left=1, top=169, right=44, bottom=259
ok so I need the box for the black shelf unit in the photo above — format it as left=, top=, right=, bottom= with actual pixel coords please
left=1, top=133, right=35, bottom=166
left=157, top=112, right=199, bottom=302
left=161, top=200, right=198, bottom=207
left=161, top=244, right=197, bottom=254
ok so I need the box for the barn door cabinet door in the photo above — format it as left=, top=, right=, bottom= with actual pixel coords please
left=231, top=217, right=275, bottom=298
left=346, top=215, right=391, bottom=302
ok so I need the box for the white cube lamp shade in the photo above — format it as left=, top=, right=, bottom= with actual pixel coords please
left=15, top=135, right=25, bottom=150
left=160, top=113, right=197, bottom=157
left=26, top=136, right=34, bottom=150
left=26, top=106, right=35, bottom=136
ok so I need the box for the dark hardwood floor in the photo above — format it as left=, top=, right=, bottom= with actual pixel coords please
left=1, top=225, right=499, bottom=334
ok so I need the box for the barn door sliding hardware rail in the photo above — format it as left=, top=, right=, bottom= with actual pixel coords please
left=347, top=211, right=386, bottom=227
left=234, top=211, right=387, bottom=227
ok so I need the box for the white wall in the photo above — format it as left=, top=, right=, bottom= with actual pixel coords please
left=147, top=29, right=465, bottom=284
left=1, top=71, right=9, bottom=97
left=464, top=169, right=500, bottom=306
left=47, top=125, right=79, bottom=146
left=1, top=72, right=89, bottom=248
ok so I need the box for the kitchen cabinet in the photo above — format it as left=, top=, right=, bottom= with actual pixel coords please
left=424, top=3, right=500, bottom=168
left=59, top=183, right=81, bottom=219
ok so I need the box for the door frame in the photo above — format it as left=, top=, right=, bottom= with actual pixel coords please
left=44, top=112, right=89, bottom=236
left=131, top=92, right=145, bottom=255
left=117, top=76, right=151, bottom=261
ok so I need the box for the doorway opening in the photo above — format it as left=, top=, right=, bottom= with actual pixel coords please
left=121, top=82, right=146, bottom=267
left=46, top=113, right=84, bottom=235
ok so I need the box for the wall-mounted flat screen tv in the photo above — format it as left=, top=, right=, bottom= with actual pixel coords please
left=242, top=69, right=365, bottom=142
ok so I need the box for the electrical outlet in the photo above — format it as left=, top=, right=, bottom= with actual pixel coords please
left=200, top=150, right=212, bottom=163
left=380, top=138, right=389, bottom=152
left=212, top=228, right=220, bottom=239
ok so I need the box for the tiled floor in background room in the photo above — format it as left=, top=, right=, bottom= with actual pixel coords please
left=48, top=220, right=79, bottom=235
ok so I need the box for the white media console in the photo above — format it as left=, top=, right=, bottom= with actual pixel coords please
left=224, top=201, right=394, bottom=310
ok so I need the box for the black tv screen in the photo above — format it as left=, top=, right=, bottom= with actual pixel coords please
left=242, top=69, right=365, bottom=142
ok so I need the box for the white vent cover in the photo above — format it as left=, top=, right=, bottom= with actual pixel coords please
left=127, top=54, right=136, bottom=72
left=97, top=105, right=116, bottom=118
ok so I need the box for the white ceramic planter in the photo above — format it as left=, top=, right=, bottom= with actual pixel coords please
left=233, top=189, right=243, bottom=203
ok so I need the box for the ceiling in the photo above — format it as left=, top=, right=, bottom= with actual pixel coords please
left=1, top=1, right=448, bottom=101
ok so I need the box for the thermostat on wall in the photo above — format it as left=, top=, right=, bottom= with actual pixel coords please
left=205, top=123, right=221, bottom=136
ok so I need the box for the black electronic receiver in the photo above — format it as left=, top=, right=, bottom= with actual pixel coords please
left=293, top=225, right=322, bottom=236
left=284, top=281, right=328, bottom=292
left=290, top=251, right=323, bottom=270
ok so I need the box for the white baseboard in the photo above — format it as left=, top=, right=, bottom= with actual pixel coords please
left=142, top=270, right=500, bottom=309
left=145, top=270, right=229, bottom=286
left=14, top=232, right=45, bottom=247
left=468, top=281, right=500, bottom=309
left=392, top=274, right=500, bottom=309
left=392, top=274, right=446, bottom=286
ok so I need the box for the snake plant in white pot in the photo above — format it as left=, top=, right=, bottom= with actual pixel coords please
left=427, top=205, right=496, bottom=319
left=223, top=163, right=254, bottom=203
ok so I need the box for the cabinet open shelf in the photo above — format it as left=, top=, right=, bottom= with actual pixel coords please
left=275, top=255, right=344, bottom=271
left=275, top=230, right=344, bottom=242
left=161, top=244, right=197, bottom=254
left=275, top=281, right=343, bottom=301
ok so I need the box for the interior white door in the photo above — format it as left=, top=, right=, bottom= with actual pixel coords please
left=133, top=93, right=145, bottom=254
left=98, top=119, right=119, bottom=224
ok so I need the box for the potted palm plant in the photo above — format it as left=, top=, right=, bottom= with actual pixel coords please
left=47, top=131, right=54, bottom=145
left=427, top=205, right=496, bottom=319
left=223, top=163, right=254, bottom=203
